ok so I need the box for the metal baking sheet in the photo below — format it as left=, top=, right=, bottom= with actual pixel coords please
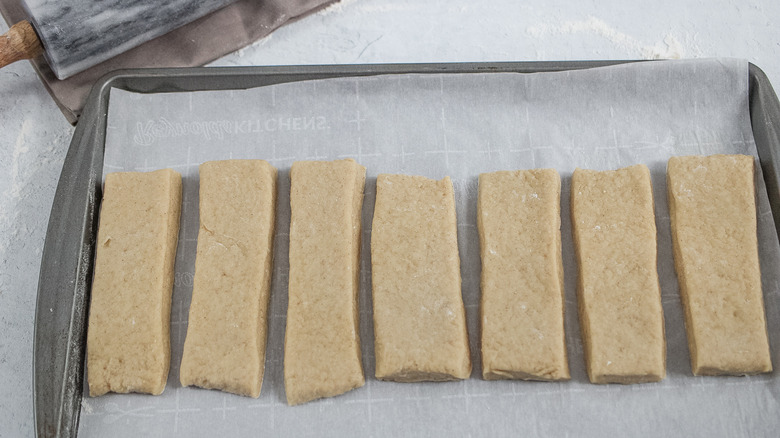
left=34, top=61, right=780, bottom=437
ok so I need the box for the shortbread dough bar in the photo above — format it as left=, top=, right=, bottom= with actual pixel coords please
left=87, top=169, right=182, bottom=396
left=371, top=174, right=471, bottom=382
left=478, top=169, right=569, bottom=381
left=284, top=159, right=366, bottom=405
left=571, top=165, right=666, bottom=384
left=667, top=154, right=772, bottom=375
left=180, top=160, right=277, bottom=397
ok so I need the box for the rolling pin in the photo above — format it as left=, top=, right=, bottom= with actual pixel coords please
left=0, top=0, right=238, bottom=80
left=0, top=21, right=42, bottom=68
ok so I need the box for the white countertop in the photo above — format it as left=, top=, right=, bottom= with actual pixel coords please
left=1, top=0, right=778, bottom=435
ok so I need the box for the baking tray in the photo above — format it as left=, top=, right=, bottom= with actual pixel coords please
left=32, top=61, right=780, bottom=438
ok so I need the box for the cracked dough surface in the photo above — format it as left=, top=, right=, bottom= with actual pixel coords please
left=180, top=160, right=277, bottom=397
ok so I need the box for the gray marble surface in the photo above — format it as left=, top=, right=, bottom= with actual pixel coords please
left=2, top=0, right=780, bottom=436
left=23, top=0, right=237, bottom=79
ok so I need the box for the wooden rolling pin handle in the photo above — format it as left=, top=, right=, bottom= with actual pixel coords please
left=0, top=21, right=44, bottom=68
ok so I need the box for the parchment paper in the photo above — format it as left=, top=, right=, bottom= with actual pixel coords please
left=84, top=59, right=780, bottom=437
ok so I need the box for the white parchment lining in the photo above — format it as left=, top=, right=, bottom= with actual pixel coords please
left=83, top=59, right=780, bottom=437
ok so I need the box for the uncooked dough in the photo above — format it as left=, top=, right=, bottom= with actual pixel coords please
left=667, top=154, right=772, bottom=376
left=478, top=169, right=569, bottom=381
left=87, top=169, right=182, bottom=396
left=180, top=160, right=277, bottom=397
left=571, top=164, right=666, bottom=384
left=284, top=159, right=366, bottom=405
left=371, top=174, right=471, bottom=382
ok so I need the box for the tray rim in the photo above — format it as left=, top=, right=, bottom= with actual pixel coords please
left=33, top=60, right=780, bottom=438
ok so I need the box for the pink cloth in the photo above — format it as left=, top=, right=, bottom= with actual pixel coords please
left=1, top=0, right=336, bottom=124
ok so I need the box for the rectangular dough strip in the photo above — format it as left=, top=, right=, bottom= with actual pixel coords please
left=371, top=174, right=471, bottom=382
left=478, top=169, right=569, bottom=381
left=87, top=169, right=182, bottom=396
left=180, top=160, right=277, bottom=397
left=571, top=164, right=666, bottom=384
left=667, top=154, right=772, bottom=375
left=284, top=159, right=366, bottom=405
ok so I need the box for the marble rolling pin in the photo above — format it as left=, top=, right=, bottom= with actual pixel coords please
left=0, top=0, right=238, bottom=79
